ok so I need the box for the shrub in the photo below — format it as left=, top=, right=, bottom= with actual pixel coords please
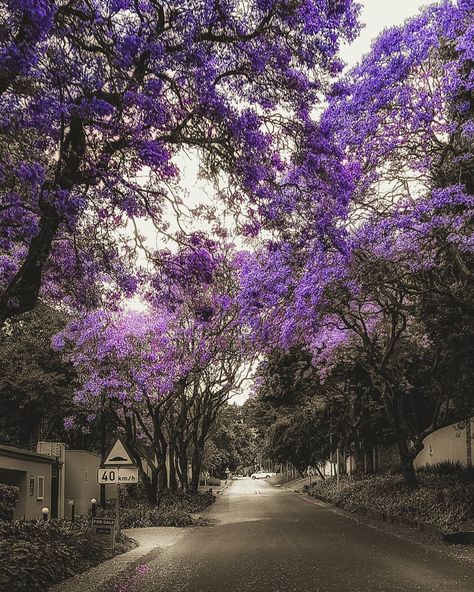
left=305, top=467, right=474, bottom=532
left=103, top=491, right=215, bottom=528
left=418, top=461, right=470, bottom=476
left=0, top=517, right=134, bottom=592
left=199, top=477, right=221, bottom=487
left=160, top=491, right=215, bottom=514
left=118, top=504, right=193, bottom=528
left=0, top=484, right=19, bottom=521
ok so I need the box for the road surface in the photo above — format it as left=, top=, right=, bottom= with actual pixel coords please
left=111, top=477, right=474, bottom=592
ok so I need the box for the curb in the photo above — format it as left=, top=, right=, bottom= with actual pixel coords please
left=192, top=484, right=228, bottom=522
left=442, top=531, right=474, bottom=544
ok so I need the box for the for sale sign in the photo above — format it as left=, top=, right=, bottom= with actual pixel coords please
left=91, top=517, right=115, bottom=549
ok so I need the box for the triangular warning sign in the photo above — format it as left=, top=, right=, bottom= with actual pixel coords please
left=102, top=436, right=136, bottom=467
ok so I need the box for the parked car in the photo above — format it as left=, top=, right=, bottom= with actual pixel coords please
left=250, top=471, right=276, bottom=479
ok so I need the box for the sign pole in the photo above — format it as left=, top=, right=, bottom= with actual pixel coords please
left=116, top=484, right=121, bottom=538
left=97, top=435, right=139, bottom=543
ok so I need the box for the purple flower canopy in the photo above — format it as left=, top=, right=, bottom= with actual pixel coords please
left=55, top=242, right=245, bottom=433
left=0, top=0, right=360, bottom=323
left=2, top=2, right=472, bottom=452
left=239, top=0, right=473, bottom=359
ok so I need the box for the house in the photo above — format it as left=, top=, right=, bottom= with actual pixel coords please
left=0, top=442, right=117, bottom=521
left=0, top=444, right=56, bottom=520
left=37, top=442, right=114, bottom=517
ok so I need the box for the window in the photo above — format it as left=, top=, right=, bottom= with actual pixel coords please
left=29, top=476, right=35, bottom=496
left=37, top=476, right=45, bottom=500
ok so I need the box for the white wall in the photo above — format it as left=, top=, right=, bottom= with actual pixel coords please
left=414, top=419, right=473, bottom=468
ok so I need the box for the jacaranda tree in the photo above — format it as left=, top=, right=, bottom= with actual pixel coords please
left=55, top=238, right=247, bottom=501
left=240, top=0, right=474, bottom=488
left=0, top=0, right=360, bottom=325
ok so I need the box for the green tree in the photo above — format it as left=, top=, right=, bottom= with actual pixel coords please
left=265, top=404, right=330, bottom=477
left=204, top=404, right=257, bottom=477
left=0, top=305, right=76, bottom=447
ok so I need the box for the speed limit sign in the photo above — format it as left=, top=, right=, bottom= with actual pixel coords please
left=97, top=467, right=139, bottom=484
left=97, top=468, right=119, bottom=484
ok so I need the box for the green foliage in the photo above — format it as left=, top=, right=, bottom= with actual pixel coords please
left=100, top=492, right=215, bottom=528
left=204, top=404, right=257, bottom=476
left=118, top=504, right=193, bottom=528
left=199, top=477, right=222, bottom=487
left=256, top=347, right=317, bottom=408
left=419, top=461, right=466, bottom=475
left=0, top=517, right=133, bottom=591
left=0, top=484, right=18, bottom=521
left=265, top=406, right=330, bottom=473
left=0, top=305, right=76, bottom=447
left=166, top=491, right=215, bottom=514
left=305, top=467, right=474, bottom=532
left=250, top=347, right=335, bottom=472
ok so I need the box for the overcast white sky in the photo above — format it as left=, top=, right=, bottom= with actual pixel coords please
left=340, top=0, right=439, bottom=68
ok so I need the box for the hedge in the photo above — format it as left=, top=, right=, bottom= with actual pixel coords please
left=0, top=484, right=19, bottom=521
left=199, top=477, right=222, bottom=487
left=0, top=517, right=134, bottom=592
left=304, top=464, right=474, bottom=532
left=100, top=491, right=215, bottom=528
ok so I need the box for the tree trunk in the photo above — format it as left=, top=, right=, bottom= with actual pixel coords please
left=0, top=200, right=60, bottom=326
left=0, top=118, right=85, bottom=326
left=380, top=383, right=418, bottom=488
left=396, top=435, right=418, bottom=489
left=158, top=463, right=168, bottom=494
left=168, top=441, right=177, bottom=492
left=365, top=447, right=374, bottom=474
left=190, top=446, right=202, bottom=493
left=315, top=465, right=325, bottom=480
left=140, top=467, right=160, bottom=504
left=351, top=434, right=364, bottom=474
left=177, top=443, right=189, bottom=492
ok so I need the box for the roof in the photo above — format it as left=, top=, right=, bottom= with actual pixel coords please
left=0, top=444, right=56, bottom=464
left=66, top=450, right=101, bottom=459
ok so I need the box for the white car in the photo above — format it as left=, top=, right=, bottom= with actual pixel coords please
left=250, top=471, right=276, bottom=479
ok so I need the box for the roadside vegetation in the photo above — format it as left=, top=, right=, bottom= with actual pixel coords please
left=0, top=491, right=215, bottom=591
left=0, top=484, right=18, bottom=521
left=100, top=490, right=216, bottom=528
left=304, top=464, right=474, bottom=533
left=241, top=0, right=473, bottom=492
left=0, top=517, right=135, bottom=592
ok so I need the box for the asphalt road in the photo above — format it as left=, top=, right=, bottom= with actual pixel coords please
left=114, top=478, right=474, bottom=592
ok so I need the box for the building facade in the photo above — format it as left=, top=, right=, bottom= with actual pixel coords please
left=0, top=444, right=55, bottom=520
